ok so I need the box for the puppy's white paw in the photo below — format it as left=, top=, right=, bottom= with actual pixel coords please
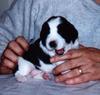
left=31, top=70, right=44, bottom=80
left=15, top=71, right=28, bottom=82
left=17, top=57, right=35, bottom=75
left=15, top=57, right=35, bottom=82
left=42, top=72, right=51, bottom=80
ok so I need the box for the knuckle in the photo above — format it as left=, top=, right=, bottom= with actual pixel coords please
left=3, top=49, right=18, bottom=63
left=3, top=49, right=10, bottom=57
left=8, top=40, right=16, bottom=48
left=15, top=36, right=26, bottom=44
left=53, top=66, right=60, bottom=75
left=16, top=36, right=25, bottom=41
left=16, top=36, right=29, bottom=50
left=8, top=41, right=24, bottom=56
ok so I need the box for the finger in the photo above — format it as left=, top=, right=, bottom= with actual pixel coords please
left=15, top=36, right=29, bottom=51
left=65, top=73, right=90, bottom=85
left=50, top=49, right=82, bottom=63
left=55, top=64, right=92, bottom=82
left=55, top=68, right=81, bottom=82
left=2, top=58, right=16, bottom=70
left=79, top=44, right=85, bottom=48
left=53, top=58, right=83, bottom=75
left=0, top=66, right=13, bottom=74
left=8, top=40, right=24, bottom=56
left=3, top=48, right=18, bottom=63
left=89, top=64, right=100, bottom=81
left=79, top=64, right=93, bottom=74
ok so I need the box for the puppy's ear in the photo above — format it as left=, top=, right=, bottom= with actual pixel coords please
left=65, top=22, right=78, bottom=43
left=40, top=16, right=57, bottom=39
left=40, top=22, right=49, bottom=39
left=40, top=16, right=58, bottom=39
left=40, top=22, right=50, bottom=46
left=58, top=17, right=78, bottom=44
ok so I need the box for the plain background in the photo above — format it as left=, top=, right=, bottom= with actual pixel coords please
left=0, top=0, right=13, bottom=15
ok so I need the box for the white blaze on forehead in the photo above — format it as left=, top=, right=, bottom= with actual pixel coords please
left=48, top=17, right=61, bottom=33
left=46, top=17, right=65, bottom=51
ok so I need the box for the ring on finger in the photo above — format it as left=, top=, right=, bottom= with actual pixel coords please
left=78, top=67, right=83, bottom=75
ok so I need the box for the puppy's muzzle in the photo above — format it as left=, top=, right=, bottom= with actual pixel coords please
left=49, top=40, right=64, bottom=55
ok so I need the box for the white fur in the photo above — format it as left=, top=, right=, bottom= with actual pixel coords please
left=38, top=60, right=56, bottom=72
left=39, top=17, right=79, bottom=68
left=40, top=39, right=79, bottom=66
left=15, top=17, right=79, bottom=82
left=47, top=17, right=66, bottom=51
left=15, top=57, right=35, bottom=76
left=15, top=57, right=44, bottom=81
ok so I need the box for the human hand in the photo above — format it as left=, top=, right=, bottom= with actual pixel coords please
left=50, top=45, right=100, bottom=84
left=0, top=36, right=29, bottom=74
left=96, top=0, right=100, bottom=4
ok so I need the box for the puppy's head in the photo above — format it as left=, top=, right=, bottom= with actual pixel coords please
left=40, top=16, right=79, bottom=56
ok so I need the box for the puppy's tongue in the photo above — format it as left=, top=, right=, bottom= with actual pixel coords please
left=55, top=48, right=64, bottom=55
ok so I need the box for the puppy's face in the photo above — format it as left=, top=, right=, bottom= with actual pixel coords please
left=40, top=16, right=79, bottom=56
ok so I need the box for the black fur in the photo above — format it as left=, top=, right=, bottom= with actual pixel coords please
left=57, top=16, right=78, bottom=43
left=23, top=39, right=51, bottom=69
left=21, top=16, right=78, bottom=70
left=40, top=20, right=50, bottom=47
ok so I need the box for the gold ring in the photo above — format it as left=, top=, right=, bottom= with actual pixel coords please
left=78, top=68, right=83, bottom=75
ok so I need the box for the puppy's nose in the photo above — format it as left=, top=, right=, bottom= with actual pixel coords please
left=49, top=40, right=57, bottom=48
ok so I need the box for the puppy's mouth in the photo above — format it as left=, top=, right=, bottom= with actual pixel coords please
left=55, top=48, right=64, bottom=55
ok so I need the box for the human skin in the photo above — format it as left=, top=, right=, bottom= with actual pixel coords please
left=96, top=0, right=100, bottom=4
left=50, top=46, right=100, bottom=84
left=50, top=0, right=100, bottom=85
left=0, top=0, right=100, bottom=78
left=0, top=36, right=29, bottom=74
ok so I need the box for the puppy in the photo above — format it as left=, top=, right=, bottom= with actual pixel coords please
left=15, top=16, right=79, bottom=82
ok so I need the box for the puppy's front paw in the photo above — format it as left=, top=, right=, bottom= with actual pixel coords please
left=15, top=71, right=28, bottom=82
left=42, top=72, right=51, bottom=80
left=31, top=70, right=44, bottom=80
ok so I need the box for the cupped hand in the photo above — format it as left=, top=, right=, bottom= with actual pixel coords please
left=0, top=36, right=29, bottom=74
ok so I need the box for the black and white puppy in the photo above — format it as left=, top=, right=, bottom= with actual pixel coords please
left=15, top=16, right=79, bottom=81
